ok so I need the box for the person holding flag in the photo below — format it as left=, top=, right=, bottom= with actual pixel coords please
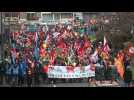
left=103, top=36, right=110, bottom=53
left=11, top=48, right=17, bottom=65
left=33, top=32, right=39, bottom=61
left=39, top=45, right=46, bottom=58
left=83, top=36, right=91, bottom=50
left=56, top=39, right=67, bottom=57
left=49, top=48, right=57, bottom=65
left=100, top=36, right=110, bottom=60
left=99, top=36, right=112, bottom=82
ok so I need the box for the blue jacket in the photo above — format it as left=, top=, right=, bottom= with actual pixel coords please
left=12, top=64, right=19, bottom=75
left=18, top=61, right=26, bottom=77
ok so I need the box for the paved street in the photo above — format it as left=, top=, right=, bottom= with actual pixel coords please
left=0, top=79, right=89, bottom=87
left=0, top=83, right=121, bottom=87
left=0, top=78, right=121, bottom=87
left=40, top=82, right=89, bottom=87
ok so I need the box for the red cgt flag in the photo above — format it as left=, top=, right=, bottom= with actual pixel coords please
left=83, top=38, right=91, bottom=49
left=103, top=36, right=110, bottom=54
left=128, top=46, right=134, bottom=56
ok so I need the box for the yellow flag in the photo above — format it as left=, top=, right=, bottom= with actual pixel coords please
left=114, top=57, right=124, bottom=80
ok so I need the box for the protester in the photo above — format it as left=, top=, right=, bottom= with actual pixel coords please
left=5, top=61, right=12, bottom=85
left=0, top=61, right=6, bottom=85
left=95, top=59, right=105, bottom=84
left=124, top=67, right=132, bottom=87
left=33, top=61, right=40, bottom=86
left=41, top=64, right=49, bottom=84
left=1, top=15, right=134, bottom=87
left=18, top=58, right=26, bottom=86
left=26, top=62, right=33, bottom=87
left=12, top=63, right=19, bottom=86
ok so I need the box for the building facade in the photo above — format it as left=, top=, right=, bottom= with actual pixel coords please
left=40, top=12, right=75, bottom=25
left=19, top=12, right=84, bottom=24
left=3, top=12, right=21, bottom=34
left=19, top=12, right=83, bottom=31
left=19, top=12, right=41, bottom=32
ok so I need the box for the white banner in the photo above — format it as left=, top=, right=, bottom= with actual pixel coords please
left=47, top=65, right=95, bottom=78
left=48, top=72, right=95, bottom=78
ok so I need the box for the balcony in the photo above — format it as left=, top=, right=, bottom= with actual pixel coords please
left=44, top=20, right=58, bottom=25
left=27, top=17, right=39, bottom=20
left=4, top=17, right=19, bottom=25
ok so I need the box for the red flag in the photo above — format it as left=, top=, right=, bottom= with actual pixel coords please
left=11, top=48, right=17, bottom=58
left=77, top=47, right=84, bottom=57
left=40, top=31, right=44, bottom=41
left=83, top=38, right=91, bottom=49
left=51, top=49, right=56, bottom=57
left=74, top=41, right=81, bottom=51
left=128, top=46, right=134, bottom=56
left=39, top=47, right=46, bottom=57
left=45, top=33, right=51, bottom=44
left=102, top=36, right=110, bottom=54
left=56, top=29, right=68, bottom=41
left=13, top=32, right=20, bottom=39
left=114, top=52, right=125, bottom=80
left=53, top=32, right=61, bottom=38
left=126, top=43, right=134, bottom=57
left=61, top=47, right=68, bottom=57
left=42, top=65, right=49, bottom=73
left=33, top=32, right=38, bottom=44
left=49, top=49, right=56, bottom=65
left=12, top=32, right=15, bottom=39
left=57, top=39, right=67, bottom=57
left=57, top=40, right=66, bottom=49
left=26, top=38, right=32, bottom=46
left=117, top=51, right=124, bottom=61
left=61, top=30, right=68, bottom=38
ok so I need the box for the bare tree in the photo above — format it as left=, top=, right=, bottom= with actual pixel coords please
left=96, top=12, right=134, bottom=51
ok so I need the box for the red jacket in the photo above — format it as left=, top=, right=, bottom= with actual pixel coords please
left=42, top=66, right=48, bottom=73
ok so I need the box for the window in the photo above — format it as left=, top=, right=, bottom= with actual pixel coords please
left=12, top=12, right=19, bottom=17
left=61, top=13, right=73, bottom=19
left=42, top=14, right=48, bottom=21
left=5, top=12, right=19, bottom=17
left=42, top=14, right=53, bottom=22
left=27, top=13, right=38, bottom=20
left=54, top=13, right=60, bottom=20
left=5, top=13, right=11, bottom=17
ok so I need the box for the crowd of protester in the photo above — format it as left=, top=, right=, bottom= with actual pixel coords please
left=0, top=17, right=133, bottom=87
